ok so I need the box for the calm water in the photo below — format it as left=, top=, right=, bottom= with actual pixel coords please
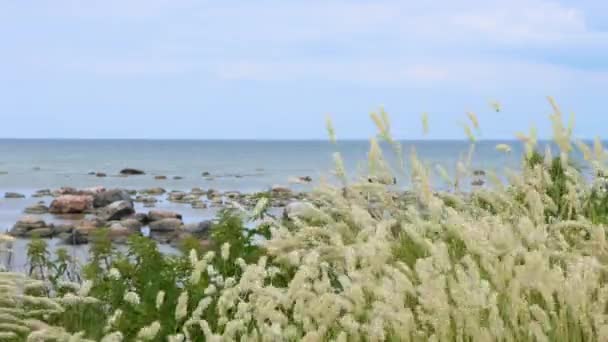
left=0, top=138, right=569, bottom=271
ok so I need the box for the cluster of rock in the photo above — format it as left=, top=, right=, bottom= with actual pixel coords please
left=4, top=181, right=314, bottom=249
left=8, top=187, right=214, bottom=246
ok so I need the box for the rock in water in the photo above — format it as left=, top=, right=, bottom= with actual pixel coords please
left=32, top=189, right=52, bottom=198
left=182, top=220, right=212, bottom=237
left=98, top=200, right=135, bottom=221
left=154, top=175, right=167, bottom=180
left=148, top=210, right=182, bottom=221
left=49, top=195, right=93, bottom=214
left=10, top=216, right=51, bottom=237
left=24, top=202, right=49, bottom=214
left=148, top=218, right=182, bottom=232
left=120, top=218, right=143, bottom=231
left=4, top=192, right=25, bottom=199
left=120, top=168, right=145, bottom=175
left=93, top=189, right=132, bottom=208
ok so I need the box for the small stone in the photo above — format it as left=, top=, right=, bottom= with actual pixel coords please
left=96, top=172, right=107, bottom=177
left=173, top=176, right=183, bottom=180
left=120, top=168, right=145, bottom=175
left=154, top=175, right=167, bottom=180
left=202, top=171, right=211, bottom=177
left=4, top=192, right=25, bottom=199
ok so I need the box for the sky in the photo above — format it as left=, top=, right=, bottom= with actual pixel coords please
left=0, top=0, right=607, bottom=140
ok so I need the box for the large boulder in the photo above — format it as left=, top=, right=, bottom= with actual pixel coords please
left=10, top=216, right=49, bottom=236
left=148, top=218, right=182, bottom=232
left=97, top=200, right=135, bottom=221
left=93, top=189, right=132, bottom=208
left=148, top=210, right=182, bottom=222
left=120, top=168, right=145, bottom=175
left=49, top=195, right=93, bottom=214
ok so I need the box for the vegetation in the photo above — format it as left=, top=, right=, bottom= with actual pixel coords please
left=1, top=97, right=608, bottom=341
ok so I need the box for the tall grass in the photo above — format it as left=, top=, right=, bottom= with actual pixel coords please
left=1, top=98, right=608, bottom=341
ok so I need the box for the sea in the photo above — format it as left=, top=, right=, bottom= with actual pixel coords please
left=0, top=139, right=530, bottom=270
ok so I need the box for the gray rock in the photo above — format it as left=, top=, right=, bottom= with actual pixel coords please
left=24, top=202, right=49, bottom=214
left=96, top=172, right=107, bottom=177
left=120, top=168, right=145, bottom=175
left=148, top=210, right=182, bottom=221
left=120, top=218, right=143, bottom=231
left=173, top=176, right=183, bottom=180
left=148, top=218, right=182, bottom=232
left=191, top=187, right=205, bottom=196
left=202, top=171, right=211, bottom=177
left=93, top=189, right=132, bottom=208
left=13, top=216, right=47, bottom=230
left=32, top=189, right=52, bottom=198
left=224, top=191, right=242, bottom=199
left=98, top=200, right=135, bottom=221
left=4, top=192, right=25, bottom=199
left=24, top=228, right=53, bottom=238
left=191, top=200, right=208, bottom=209
left=140, top=187, right=166, bottom=195
left=182, top=220, right=212, bottom=237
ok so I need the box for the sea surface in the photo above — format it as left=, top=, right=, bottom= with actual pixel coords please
left=0, top=139, right=529, bottom=270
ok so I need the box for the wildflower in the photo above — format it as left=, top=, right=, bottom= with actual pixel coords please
left=421, top=112, right=429, bottom=134
left=136, top=321, right=161, bottom=341
left=155, top=291, right=165, bottom=310
left=100, top=332, right=123, bottom=342
left=175, top=291, right=189, bottom=322
left=77, top=280, right=93, bottom=297
left=326, top=115, right=336, bottom=143
left=108, top=268, right=121, bottom=280
left=221, top=242, right=231, bottom=261
left=123, top=291, right=140, bottom=306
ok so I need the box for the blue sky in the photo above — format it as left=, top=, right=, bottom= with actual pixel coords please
left=1, top=0, right=607, bottom=139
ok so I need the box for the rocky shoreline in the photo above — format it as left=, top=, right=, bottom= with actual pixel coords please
left=3, top=183, right=308, bottom=248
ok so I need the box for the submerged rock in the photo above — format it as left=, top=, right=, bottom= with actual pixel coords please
left=24, top=202, right=49, bottom=214
left=202, top=171, right=211, bottom=177
left=140, top=187, right=166, bottom=195
left=154, top=175, right=167, bottom=180
left=49, top=195, right=93, bottom=214
left=173, top=176, right=183, bottom=180
left=120, top=168, right=145, bottom=175
left=32, top=189, right=52, bottom=198
left=191, top=200, right=208, bottom=209
left=96, top=172, right=107, bottom=177
left=4, top=192, right=25, bottom=199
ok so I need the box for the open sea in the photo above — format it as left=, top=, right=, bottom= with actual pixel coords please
left=0, top=139, right=529, bottom=270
